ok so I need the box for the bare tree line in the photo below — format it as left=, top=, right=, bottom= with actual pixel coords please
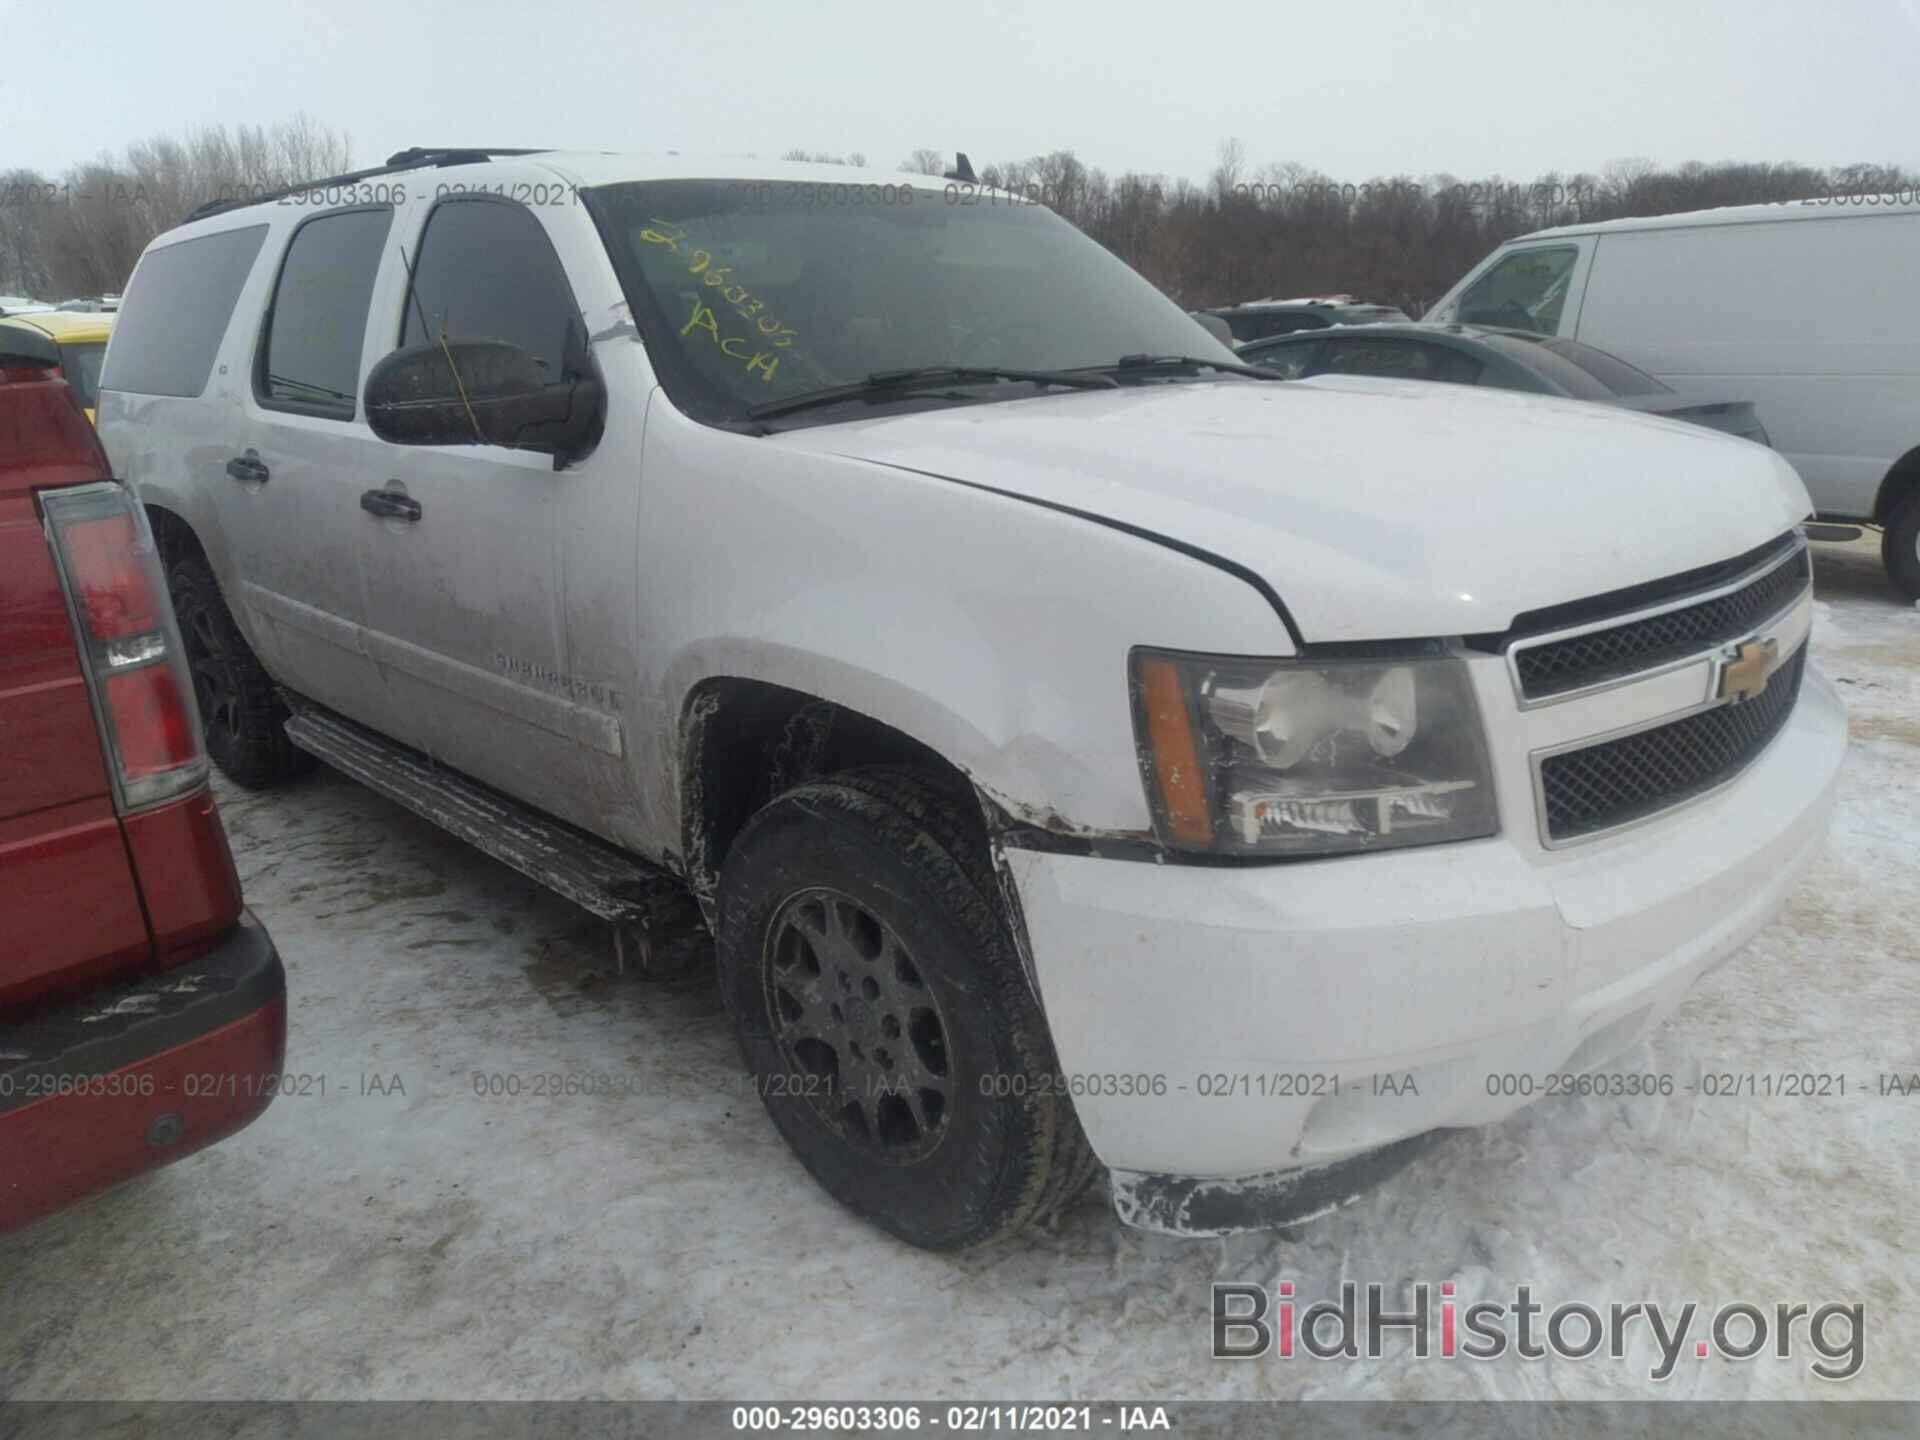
left=5, top=117, right=1913, bottom=317
left=681, top=141, right=1920, bottom=313
left=923, top=140, right=1920, bottom=313
left=1, top=115, right=351, bottom=299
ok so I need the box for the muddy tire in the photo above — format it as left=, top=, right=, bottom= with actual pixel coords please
left=716, top=766, right=1095, bottom=1250
left=168, top=557, right=312, bottom=788
left=1883, top=491, right=1920, bottom=601
left=822, top=765, right=1103, bottom=1217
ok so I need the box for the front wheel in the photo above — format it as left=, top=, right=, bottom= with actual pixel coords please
left=1883, top=491, right=1920, bottom=601
left=715, top=767, right=1095, bottom=1250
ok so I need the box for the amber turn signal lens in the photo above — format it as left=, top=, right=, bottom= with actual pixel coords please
left=1136, top=656, right=1213, bottom=845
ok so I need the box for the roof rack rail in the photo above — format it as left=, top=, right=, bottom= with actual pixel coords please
left=382, top=147, right=548, bottom=166
left=180, top=147, right=551, bottom=226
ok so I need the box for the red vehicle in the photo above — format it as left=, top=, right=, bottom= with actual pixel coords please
left=0, top=335, right=285, bottom=1232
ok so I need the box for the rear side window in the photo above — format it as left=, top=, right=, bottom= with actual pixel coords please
left=59, top=342, right=107, bottom=410
left=400, top=199, right=582, bottom=379
left=1481, top=335, right=1643, bottom=400
left=257, top=208, right=394, bottom=418
left=99, top=225, right=267, bottom=398
left=1334, top=306, right=1411, bottom=325
left=1247, top=340, right=1320, bottom=378
left=1539, top=338, right=1669, bottom=396
left=1319, top=339, right=1482, bottom=384
left=1224, top=311, right=1327, bottom=342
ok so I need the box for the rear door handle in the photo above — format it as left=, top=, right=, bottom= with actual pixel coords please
left=359, top=488, right=422, bottom=522
left=224, top=451, right=269, bottom=483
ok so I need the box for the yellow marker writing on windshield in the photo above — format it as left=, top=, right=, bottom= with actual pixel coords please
left=683, top=299, right=783, bottom=383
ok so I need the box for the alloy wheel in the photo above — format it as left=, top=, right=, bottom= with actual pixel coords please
left=762, top=886, right=954, bottom=1162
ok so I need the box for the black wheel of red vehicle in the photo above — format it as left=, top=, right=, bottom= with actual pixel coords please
left=168, top=557, right=313, bottom=788
left=716, top=767, right=1095, bottom=1251
left=1883, top=492, right=1920, bottom=601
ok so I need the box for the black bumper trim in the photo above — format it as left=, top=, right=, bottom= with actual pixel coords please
left=0, top=911, right=284, bottom=1117
left=1109, top=1131, right=1445, bottom=1237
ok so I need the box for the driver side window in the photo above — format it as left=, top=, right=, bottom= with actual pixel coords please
left=401, top=199, right=583, bottom=379
left=1318, top=339, right=1482, bottom=384
left=1455, top=246, right=1578, bottom=334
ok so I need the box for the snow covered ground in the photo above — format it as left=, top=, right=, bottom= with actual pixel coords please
left=2, top=538, right=1914, bottom=1402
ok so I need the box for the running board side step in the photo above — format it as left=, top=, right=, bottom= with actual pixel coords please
left=283, top=704, right=697, bottom=955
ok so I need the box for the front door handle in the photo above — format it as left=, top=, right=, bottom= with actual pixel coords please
left=224, top=451, right=269, bottom=484
left=359, top=488, right=422, bottom=522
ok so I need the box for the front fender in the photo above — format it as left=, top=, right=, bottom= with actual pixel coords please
left=634, top=396, right=1293, bottom=850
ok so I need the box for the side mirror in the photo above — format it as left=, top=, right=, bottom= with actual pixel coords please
left=363, top=340, right=601, bottom=460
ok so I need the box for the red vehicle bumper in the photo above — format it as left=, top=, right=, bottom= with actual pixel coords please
left=0, top=910, right=286, bottom=1233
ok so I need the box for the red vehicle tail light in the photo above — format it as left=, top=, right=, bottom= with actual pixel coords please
left=56, top=509, right=167, bottom=638
left=41, top=483, right=208, bottom=810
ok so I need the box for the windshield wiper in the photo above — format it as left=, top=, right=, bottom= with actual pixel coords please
left=1079, top=354, right=1285, bottom=382
left=747, top=365, right=1117, bottom=421
left=267, top=373, right=356, bottom=403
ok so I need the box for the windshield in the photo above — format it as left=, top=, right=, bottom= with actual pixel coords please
left=588, top=180, right=1234, bottom=421
left=59, top=341, right=107, bottom=410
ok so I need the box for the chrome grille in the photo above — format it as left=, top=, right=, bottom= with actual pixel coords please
left=1514, top=547, right=1810, bottom=700
left=1539, top=644, right=1807, bottom=842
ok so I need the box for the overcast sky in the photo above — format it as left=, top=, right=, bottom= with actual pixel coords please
left=4, top=0, right=1918, bottom=183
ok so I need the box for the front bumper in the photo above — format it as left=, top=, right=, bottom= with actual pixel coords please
left=1007, top=666, right=1847, bottom=1233
left=0, top=910, right=287, bottom=1233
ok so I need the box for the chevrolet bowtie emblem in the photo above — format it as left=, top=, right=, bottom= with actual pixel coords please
left=1718, top=636, right=1779, bottom=703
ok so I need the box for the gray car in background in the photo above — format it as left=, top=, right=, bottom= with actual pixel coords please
left=1239, top=322, right=1771, bottom=446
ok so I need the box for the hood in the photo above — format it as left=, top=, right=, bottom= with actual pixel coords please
left=774, top=374, right=1811, bottom=642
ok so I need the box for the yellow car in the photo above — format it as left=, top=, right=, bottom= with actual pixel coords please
left=0, top=311, right=114, bottom=422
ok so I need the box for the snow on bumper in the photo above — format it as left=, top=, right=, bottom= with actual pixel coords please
left=1006, top=666, right=1847, bottom=1207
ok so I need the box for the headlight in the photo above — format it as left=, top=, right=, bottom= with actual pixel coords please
left=1130, top=648, right=1498, bottom=856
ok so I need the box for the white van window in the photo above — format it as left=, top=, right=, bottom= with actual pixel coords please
left=100, top=224, right=268, bottom=398
left=1456, top=246, right=1578, bottom=334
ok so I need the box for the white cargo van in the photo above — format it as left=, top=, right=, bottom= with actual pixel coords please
left=1426, top=198, right=1920, bottom=597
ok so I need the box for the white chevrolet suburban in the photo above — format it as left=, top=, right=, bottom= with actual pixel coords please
left=98, top=149, right=1847, bottom=1249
